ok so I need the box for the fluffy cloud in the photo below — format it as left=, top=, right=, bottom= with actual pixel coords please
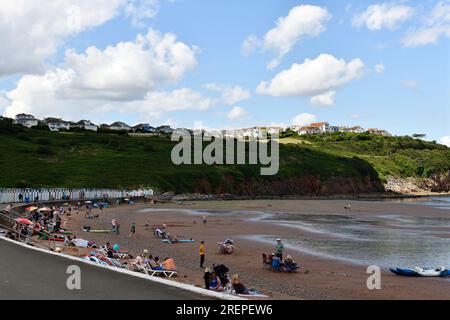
left=310, top=91, right=336, bottom=106
left=439, top=136, right=450, bottom=147
left=292, top=113, right=316, bottom=126
left=352, top=3, right=414, bottom=30
left=375, top=63, right=385, bottom=74
left=0, top=1, right=172, bottom=77
left=243, top=5, right=331, bottom=69
left=0, top=0, right=127, bottom=76
left=227, top=106, right=249, bottom=120
left=3, top=28, right=207, bottom=122
left=204, top=84, right=251, bottom=105
left=257, top=54, right=364, bottom=98
left=402, top=2, right=450, bottom=47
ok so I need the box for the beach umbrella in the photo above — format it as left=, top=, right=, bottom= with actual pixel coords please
left=85, top=201, right=92, bottom=204
left=16, top=218, right=33, bottom=225
left=37, top=207, right=52, bottom=213
left=25, top=206, right=39, bottom=212
left=63, top=203, right=70, bottom=206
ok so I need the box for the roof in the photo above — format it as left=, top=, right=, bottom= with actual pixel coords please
left=309, top=122, right=329, bottom=127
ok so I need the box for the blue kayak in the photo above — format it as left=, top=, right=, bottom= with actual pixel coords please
left=390, top=267, right=450, bottom=277
left=389, top=268, right=419, bottom=277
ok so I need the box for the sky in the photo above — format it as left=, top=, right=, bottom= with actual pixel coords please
left=0, top=0, right=449, bottom=145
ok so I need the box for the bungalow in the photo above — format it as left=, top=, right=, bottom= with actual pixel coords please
left=132, top=124, right=156, bottom=133
left=267, top=126, right=285, bottom=135
left=43, top=117, right=70, bottom=132
left=74, top=120, right=98, bottom=132
left=348, top=126, right=365, bottom=134
left=309, top=122, right=330, bottom=134
left=109, top=121, right=131, bottom=131
left=14, top=113, right=39, bottom=128
left=367, top=128, right=390, bottom=136
left=297, top=126, right=322, bottom=135
left=156, top=125, right=174, bottom=135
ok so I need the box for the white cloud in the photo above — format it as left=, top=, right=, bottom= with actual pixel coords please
left=125, top=0, right=160, bottom=25
left=227, top=106, right=249, bottom=120
left=352, top=3, right=414, bottom=30
left=292, top=113, right=317, bottom=126
left=439, top=136, right=450, bottom=147
left=204, top=84, right=251, bottom=105
left=0, top=0, right=127, bottom=76
left=402, top=79, right=419, bottom=91
left=243, top=5, right=331, bottom=69
left=310, top=91, right=336, bottom=106
left=3, top=28, right=207, bottom=122
left=375, top=63, right=385, bottom=74
left=402, top=2, right=450, bottom=47
left=257, top=54, right=364, bottom=98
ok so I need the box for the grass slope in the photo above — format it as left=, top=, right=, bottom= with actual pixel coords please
left=1, top=119, right=449, bottom=194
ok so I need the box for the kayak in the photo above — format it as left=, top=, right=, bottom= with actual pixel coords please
left=82, top=228, right=110, bottom=233
left=389, top=268, right=419, bottom=277
left=390, top=267, right=449, bottom=277
left=162, top=239, right=195, bottom=244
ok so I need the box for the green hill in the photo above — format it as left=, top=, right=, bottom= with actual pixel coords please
left=1, top=118, right=449, bottom=196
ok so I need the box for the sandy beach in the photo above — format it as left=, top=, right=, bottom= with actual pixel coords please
left=60, top=199, right=450, bottom=300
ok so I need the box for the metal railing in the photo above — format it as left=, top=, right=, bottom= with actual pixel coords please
left=0, top=211, right=57, bottom=250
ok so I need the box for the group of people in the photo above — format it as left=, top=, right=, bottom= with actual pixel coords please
left=126, top=248, right=177, bottom=273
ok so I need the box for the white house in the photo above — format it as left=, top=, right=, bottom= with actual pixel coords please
left=309, top=122, right=330, bottom=133
left=75, top=120, right=98, bottom=131
left=43, top=118, right=70, bottom=132
left=109, top=122, right=131, bottom=131
left=14, top=114, right=39, bottom=128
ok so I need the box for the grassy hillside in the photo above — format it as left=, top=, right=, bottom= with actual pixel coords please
left=0, top=118, right=449, bottom=195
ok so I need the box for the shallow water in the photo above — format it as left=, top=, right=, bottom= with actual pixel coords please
left=259, top=199, right=450, bottom=268
left=139, top=199, right=450, bottom=268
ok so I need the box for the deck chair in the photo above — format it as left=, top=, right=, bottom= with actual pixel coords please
left=139, top=263, right=177, bottom=278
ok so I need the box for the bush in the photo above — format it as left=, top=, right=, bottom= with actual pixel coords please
left=36, top=146, right=55, bottom=155
left=36, top=137, right=51, bottom=145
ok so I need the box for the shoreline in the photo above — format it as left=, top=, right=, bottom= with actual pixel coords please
left=52, top=198, right=450, bottom=300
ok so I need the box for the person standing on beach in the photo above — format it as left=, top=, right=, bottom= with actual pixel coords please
left=129, top=222, right=136, bottom=239
left=275, top=238, right=284, bottom=260
left=199, top=241, right=206, bottom=268
left=202, top=215, right=207, bottom=225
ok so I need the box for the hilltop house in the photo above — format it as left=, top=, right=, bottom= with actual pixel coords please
left=43, top=117, right=70, bottom=132
left=156, top=125, right=174, bottom=135
left=14, top=114, right=39, bottom=128
left=367, top=128, right=391, bottom=136
left=132, top=124, right=156, bottom=133
left=309, top=122, right=330, bottom=133
left=108, top=122, right=131, bottom=131
left=73, top=120, right=98, bottom=131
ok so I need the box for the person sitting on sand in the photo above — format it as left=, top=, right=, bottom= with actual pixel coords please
left=231, top=274, right=249, bottom=295
left=283, top=255, right=297, bottom=272
left=209, top=272, right=223, bottom=291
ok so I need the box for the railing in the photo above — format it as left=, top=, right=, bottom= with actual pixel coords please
left=0, top=211, right=56, bottom=251
left=0, top=188, right=154, bottom=204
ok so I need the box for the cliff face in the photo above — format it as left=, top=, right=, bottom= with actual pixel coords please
left=384, top=171, right=450, bottom=194
left=193, top=175, right=385, bottom=196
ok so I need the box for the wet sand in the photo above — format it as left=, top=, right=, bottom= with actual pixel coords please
left=62, top=199, right=450, bottom=300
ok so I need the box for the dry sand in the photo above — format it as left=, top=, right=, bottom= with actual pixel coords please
left=61, top=199, right=450, bottom=300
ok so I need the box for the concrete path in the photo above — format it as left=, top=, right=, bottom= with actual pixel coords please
left=0, top=239, right=206, bottom=300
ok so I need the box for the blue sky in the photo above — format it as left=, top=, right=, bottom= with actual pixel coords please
left=0, top=0, right=449, bottom=143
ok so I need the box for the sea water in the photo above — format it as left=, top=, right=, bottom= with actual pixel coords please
left=257, top=198, right=450, bottom=268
